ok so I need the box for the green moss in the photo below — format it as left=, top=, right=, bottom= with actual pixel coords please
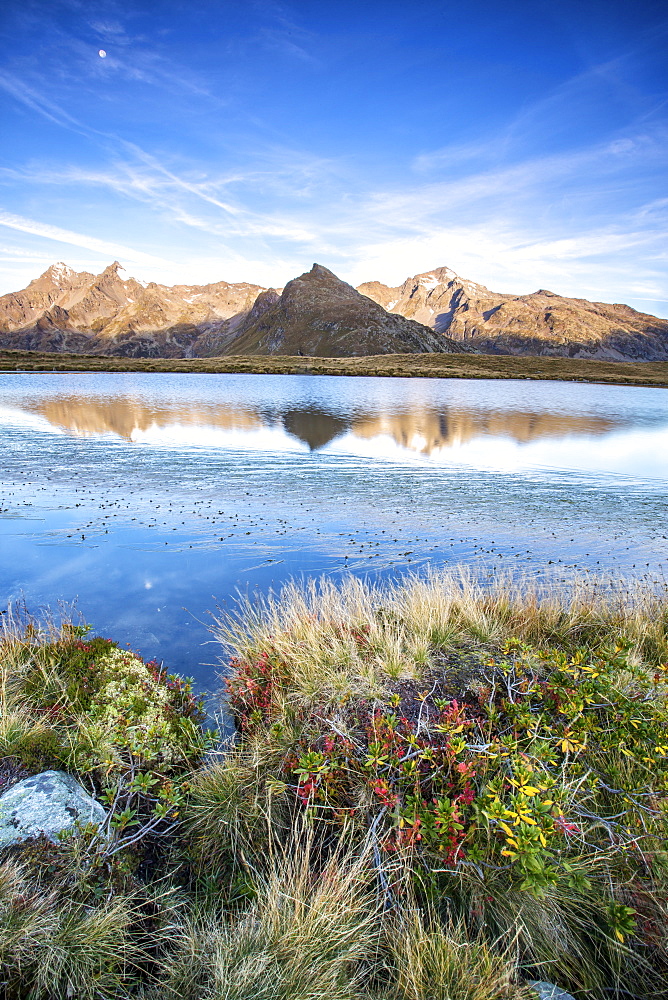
left=2, top=625, right=215, bottom=859
left=17, top=630, right=211, bottom=779
left=3, top=727, right=69, bottom=772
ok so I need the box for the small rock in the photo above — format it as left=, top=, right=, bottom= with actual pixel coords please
left=528, top=982, right=577, bottom=1000
left=0, top=770, right=107, bottom=848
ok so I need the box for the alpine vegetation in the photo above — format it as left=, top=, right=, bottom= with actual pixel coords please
left=1, top=569, right=668, bottom=998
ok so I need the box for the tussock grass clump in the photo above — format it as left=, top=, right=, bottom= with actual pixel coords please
left=386, top=907, right=529, bottom=1000
left=0, top=857, right=148, bottom=1000
left=185, top=735, right=296, bottom=879
left=214, top=569, right=668, bottom=713
left=149, top=847, right=382, bottom=1000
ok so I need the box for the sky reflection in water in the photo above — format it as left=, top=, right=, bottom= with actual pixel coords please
left=1, top=372, right=667, bottom=696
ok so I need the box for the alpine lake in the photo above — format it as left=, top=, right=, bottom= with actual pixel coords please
left=1, top=371, right=667, bottom=707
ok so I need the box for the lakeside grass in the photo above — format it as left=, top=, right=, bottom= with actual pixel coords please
left=2, top=347, right=668, bottom=388
left=1, top=571, right=668, bottom=998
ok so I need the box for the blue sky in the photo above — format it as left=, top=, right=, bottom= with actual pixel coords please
left=1, top=0, right=667, bottom=315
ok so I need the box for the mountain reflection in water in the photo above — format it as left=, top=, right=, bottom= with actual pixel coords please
left=27, top=394, right=621, bottom=456
left=2, top=372, right=668, bottom=694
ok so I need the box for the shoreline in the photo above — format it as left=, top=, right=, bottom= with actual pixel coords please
left=2, top=347, right=668, bottom=388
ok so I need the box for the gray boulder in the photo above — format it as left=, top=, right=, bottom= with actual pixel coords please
left=528, top=983, right=577, bottom=1000
left=0, top=770, right=107, bottom=848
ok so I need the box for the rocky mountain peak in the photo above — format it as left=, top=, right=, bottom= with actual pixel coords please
left=98, top=261, right=135, bottom=285
left=289, top=264, right=355, bottom=293
left=359, top=266, right=668, bottom=360
left=415, top=266, right=459, bottom=288
left=30, top=262, right=81, bottom=289
left=45, top=261, right=76, bottom=281
left=243, top=288, right=281, bottom=325
left=306, top=263, right=339, bottom=281
left=228, top=263, right=458, bottom=357
left=281, top=264, right=360, bottom=308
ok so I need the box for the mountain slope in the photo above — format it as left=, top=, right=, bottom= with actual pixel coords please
left=357, top=267, right=668, bottom=361
left=0, top=262, right=266, bottom=358
left=225, top=264, right=462, bottom=356
left=1, top=260, right=667, bottom=361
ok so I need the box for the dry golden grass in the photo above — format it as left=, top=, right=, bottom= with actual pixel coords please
left=212, top=568, right=668, bottom=710
left=2, top=348, right=668, bottom=388
left=386, top=907, right=530, bottom=1000
left=0, top=857, right=147, bottom=1000
left=151, top=844, right=382, bottom=1000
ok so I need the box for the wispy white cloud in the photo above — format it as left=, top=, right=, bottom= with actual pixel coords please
left=0, top=156, right=326, bottom=245
left=0, top=71, right=87, bottom=133
left=0, top=245, right=65, bottom=261
left=258, top=26, right=317, bottom=65
left=413, top=38, right=668, bottom=182
left=365, top=133, right=667, bottom=232
left=249, top=0, right=320, bottom=65
left=0, top=211, right=172, bottom=268
left=4, top=0, right=222, bottom=105
left=412, top=138, right=512, bottom=174
left=81, top=40, right=219, bottom=100
left=119, top=143, right=242, bottom=216
left=343, top=218, right=668, bottom=304
left=328, top=125, right=668, bottom=308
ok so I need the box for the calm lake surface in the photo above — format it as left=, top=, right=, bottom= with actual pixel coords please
left=1, top=372, right=667, bottom=695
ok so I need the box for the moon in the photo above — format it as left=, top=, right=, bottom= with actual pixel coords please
left=98, top=49, right=107, bottom=58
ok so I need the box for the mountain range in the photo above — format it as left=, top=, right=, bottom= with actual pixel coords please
left=1, top=260, right=666, bottom=361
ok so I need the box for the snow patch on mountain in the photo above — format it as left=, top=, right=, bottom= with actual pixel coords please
left=48, top=262, right=76, bottom=284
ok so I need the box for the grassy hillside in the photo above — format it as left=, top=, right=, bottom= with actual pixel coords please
left=2, top=348, right=668, bottom=388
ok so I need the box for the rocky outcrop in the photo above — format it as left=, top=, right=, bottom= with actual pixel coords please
left=358, top=267, right=668, bottom=361
left=0, top=770, right=107, bottom=847
left=226, top=264, right=464, bottom=356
